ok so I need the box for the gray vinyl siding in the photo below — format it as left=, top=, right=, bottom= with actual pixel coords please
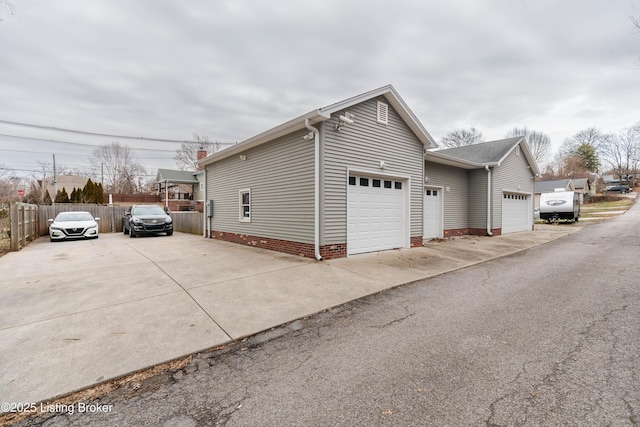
left=424, top=161, right=468, bottom=230
left=206, top=129, right=315, bottom=243
left=491, top=148, right=535, bottom=228
left=468, top=169, right=488, bottom=229
left=321, top=96, right=424, bottom=244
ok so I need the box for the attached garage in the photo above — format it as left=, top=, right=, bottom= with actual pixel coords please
left=347, top=174, right=407, bottom=255
left=502, top=192, right=531, bottom=234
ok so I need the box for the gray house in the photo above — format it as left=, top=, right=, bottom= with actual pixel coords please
left=200, top=86, right=538, bottom=259
left=424, top=138, right=539, bottom=238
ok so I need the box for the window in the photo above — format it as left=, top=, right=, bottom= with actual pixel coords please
left=515, top=145, right=520, bottom=156
left=377, top=101, right=389, bottom=125
left=426, top=189, right=431, bottom=196
left=394, top=181, right=402, bottom=190
left=433, top=190, right=438, bottom=196
left=360, top=178, right=369, bottom=187
left=384, top=180, right=392, bottom=189
left=349, top=176, right=356, bottom=186
left=239, top=189, right=251, bottom=222
left=372, top=179, right=381, bottom=188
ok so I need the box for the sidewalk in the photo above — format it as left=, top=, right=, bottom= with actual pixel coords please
left=0, top=224, right=580, bottom=410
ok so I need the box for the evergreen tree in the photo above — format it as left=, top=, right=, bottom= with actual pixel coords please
left=83, top=179, right=94, bottom=203
left=55, top=187, right=70, bottom=203
left=43, top=190, right=52, bottom=205
left=95, top=182, right=104, bottom=204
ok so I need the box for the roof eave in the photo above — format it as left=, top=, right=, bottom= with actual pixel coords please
left=426, top=150, right=492, bottom=169
left=199, top=109, right=330, bottom=166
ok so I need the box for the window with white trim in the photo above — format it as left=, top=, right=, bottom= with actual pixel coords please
left=377, top=101, right=389, bottom=125
left=239, top=189, right=251, bottom=222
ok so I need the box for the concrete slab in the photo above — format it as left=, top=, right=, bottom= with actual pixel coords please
left=0, top=292, right=229, bottom=404
left=0, top=223, right=584, bottom=410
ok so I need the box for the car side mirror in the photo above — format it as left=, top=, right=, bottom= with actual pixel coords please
left=95, top=217, right=101, bottom=221
left=47, top=219, right=53, bottom=223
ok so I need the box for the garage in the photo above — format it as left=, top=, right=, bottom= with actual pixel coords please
left=502, top=192, right=531, bottom=234
left=423, top=187, right=442, bottom=240
left=347, top=175, right=406, bottom=255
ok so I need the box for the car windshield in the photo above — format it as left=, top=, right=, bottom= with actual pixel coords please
left=55, top=212, right=94, bottom=222
left=132, top=206, right=167, bottom=216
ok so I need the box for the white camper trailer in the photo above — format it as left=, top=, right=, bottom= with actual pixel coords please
left=539, top=191, right=580, bottom=223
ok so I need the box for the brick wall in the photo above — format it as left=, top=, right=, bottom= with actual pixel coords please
left=410, top=236, right=423, bottom=247
left=210, top=231, right=347, bottom=260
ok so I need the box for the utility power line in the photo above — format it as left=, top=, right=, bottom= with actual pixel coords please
left=0, top=119, right=235, bottom=145
left=0, top=133, right=177, bottom=152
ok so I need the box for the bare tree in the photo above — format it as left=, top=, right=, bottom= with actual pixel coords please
left=89, top=142, right=146, bottom=194
left=631, top=16, right=640, bottom=32
left=174, top=134, right=220, bottom=171
left=560, top=127, right=610, bottom=158
left=439, top=127, right=483, bottom=148
left=600, top=124, right=640, bottom=182
left=0, top=0, right=15, bottom=21
left=505, top=126, right=551, bottom=165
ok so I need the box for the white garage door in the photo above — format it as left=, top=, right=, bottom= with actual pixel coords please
left=347, top=175, right=405, bottom=255
left=423, top=188, right=442, bottom=240
left=502, top=192, right=530, bottom=234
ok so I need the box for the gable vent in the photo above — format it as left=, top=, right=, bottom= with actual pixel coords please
left=377, top=101, right=388, bottom=125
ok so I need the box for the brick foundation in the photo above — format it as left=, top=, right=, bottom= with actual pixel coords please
left=210, top=231, right=347, bottom=260
left=443, top=228, right=502, bottom=237
left=410, top=236, right=424, bottom=247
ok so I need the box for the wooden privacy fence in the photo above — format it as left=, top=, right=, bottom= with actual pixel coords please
left=37, top=204, right=203, bottom=236
left=38, top=204, right=128, bottom=235
left=170, top=211, right=204, bottom=235
left=9, top=202, right=39, bottom=251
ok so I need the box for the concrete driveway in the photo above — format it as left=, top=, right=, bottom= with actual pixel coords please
left=1, top=226, right=580, bottom=407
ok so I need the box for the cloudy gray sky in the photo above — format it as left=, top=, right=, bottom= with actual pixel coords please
left=1, top=0, right=639, bottom=180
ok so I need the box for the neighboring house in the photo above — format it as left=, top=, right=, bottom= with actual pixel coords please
left=156, top=169, right=200, bottom=212
left=199, top=85, right=538, bottom=260
left=534, top=179, right=574, bottom=208
left=572, top=177, right=595, bottom=204
left=424, top=137, right=539, bottom=238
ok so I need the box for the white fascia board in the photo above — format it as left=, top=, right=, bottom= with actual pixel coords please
left=496, top=137, right=540, bottom=176
left=199, top=109, right=330, bottom=165
left=319, top=85, right=438, bottom=149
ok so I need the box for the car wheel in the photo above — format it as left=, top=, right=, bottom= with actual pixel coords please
left=129, top=228, right=136, bottom=238
left=166, top=230, right=173, bottom=236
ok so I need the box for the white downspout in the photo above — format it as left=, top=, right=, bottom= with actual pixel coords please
left=485, top=165, right=493, bottom=236
left=305, top=118, right=322, bottom=261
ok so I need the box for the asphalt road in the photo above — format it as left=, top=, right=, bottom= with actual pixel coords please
left=8, top=203, right=640, bottom=427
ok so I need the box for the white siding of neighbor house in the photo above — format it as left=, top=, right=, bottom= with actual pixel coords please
left=424, top=161, right=468, bottom=230
left=321, top=96, right=424, bottom=245
left=491, top=146, right=535, bottom=229
left=206, top=129, right=315, bottom=243
left=468, top=168, right=488, bottom=229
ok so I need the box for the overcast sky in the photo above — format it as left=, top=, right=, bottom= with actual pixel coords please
left=1, top=0, right=639, bottom=180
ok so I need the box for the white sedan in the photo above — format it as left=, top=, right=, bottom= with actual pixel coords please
left=48, top=211, right=100, bottom=242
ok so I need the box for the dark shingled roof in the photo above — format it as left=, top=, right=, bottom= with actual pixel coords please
left=434, top=137, right=523, bottom=164
left=534, top=179, right=572, bottom=193
left=156, top=169, right=199, bottom=184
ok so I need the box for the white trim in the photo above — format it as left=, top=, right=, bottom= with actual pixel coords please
left=423, top=185, right=444, bottom=240
left=346, top=167, right=411, bottom=255
left=239, top=188, right=251, bottom=223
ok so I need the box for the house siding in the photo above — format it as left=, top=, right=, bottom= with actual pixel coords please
left=468, top=169, right=488, bottom=229
left=206, top=129, right=315, bottom=243
left=321, top=96, right=424, bottom=245
left=424, top=161, right=468, bottom=230
left=492, top=147, right=535, bottom=229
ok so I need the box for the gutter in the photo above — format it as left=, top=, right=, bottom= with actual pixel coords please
left=305, top=118, right=322, bottom=261
left=485, top=165, right=493, bottom=236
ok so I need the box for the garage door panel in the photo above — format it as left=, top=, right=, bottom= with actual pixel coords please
left=348, top=175, right=405, bottom=255
left=502, top=193, right=530, bottom=234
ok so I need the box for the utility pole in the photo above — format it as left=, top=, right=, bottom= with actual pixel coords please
left=101, top=162, right=104, bottom=187
left=52, top=154, right=57, bottom=206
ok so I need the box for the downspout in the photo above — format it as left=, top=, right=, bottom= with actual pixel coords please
left=305, top=118, right=322, bottom=261
left=203, top=168, right=208, bottom=238
left=485, top=165, right=493, bottom=236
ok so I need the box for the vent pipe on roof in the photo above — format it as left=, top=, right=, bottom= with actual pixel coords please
left=305, top=118, right=322, bottom=261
